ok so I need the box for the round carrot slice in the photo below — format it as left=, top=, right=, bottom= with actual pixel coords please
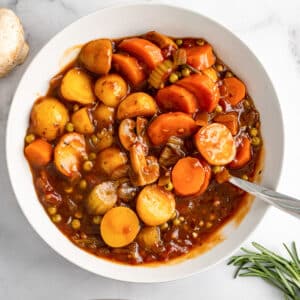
left=194, top=123, right=236, bottom=165
left=172, top=157, right=205, bottom=196
left=100, top=207, right=140, bottom=248
left=229, top=136, right=252, bottom=169
left=196, top=159, right=211, bottom=195
left=222, top=77, right=246, bottom=106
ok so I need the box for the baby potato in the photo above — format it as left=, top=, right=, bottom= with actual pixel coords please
left=71, top=107, right=94, bottom=134
left=101, top=207, right=140, bottom=248
left=117, top=92, right=158, bottom=120
left=93, top=104, right=115, bottom=129
left=95, top=74, right=128, bottom=107
left=30, top=97, right=69, bottom=141
left=137, top=226, right=161, bottom=250
left=86, top=181, right=118, bottom=215
left=60, top=68, right=96, bottom=104
left=79, top=39, right=112, bottom=75
left=95, top=146, right=128, bottom=176
left=54, top=132, right=87, bottom=177
left=136, top=184, right=175, bottom=226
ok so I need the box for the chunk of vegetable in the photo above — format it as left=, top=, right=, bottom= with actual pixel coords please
left=60, top=68, right=96, bottom=104
left=30, top=97, right=69, bottom=141
left=86, top=181, right=118, bottom=215
left=172, top=157, right=205, bottom=196
left=137, top=226, right=161, bottom=249
left=54, top=133, right=87, bottom=177
left=129, top=143, right=159, bottom=186
left=221, top=77, right=246, bottom=105
left=229, top=136, right=252, bottom=169
left=116, top=92, right=158, bottom=120
left=79, top=39, right=112, bottom=75
left=25, top=139, right=53, bottom=167
left=194, top=123, right=236, bottom=165
left=214, top=112, right=239, bottom=136
left=148, top=59, right=173, bottom=89
left=136, top=184, right=175, bottom=226
left=144, top=31, right=177, bottom=51
left=112, top=53, right=146, bottom=86
left=156, top=85, right=198, bottom=114
left=101, top=207, right=140, bottom=248
left=118, top=118, right=137, bottom=151
left=71, top=107, right=94, bottom=134
left=186, top=44, right=216, bottom=70
left=118, top=38, right=163, bottom=69
left=94, top=74, right=128, bottom=107
left=176, top=74, right=220, bottom=112
left=93, top=104, right=115, bottom=129
left=147, top=112, right=197, bottom=146
left=95, top=146, right=128, bottom=176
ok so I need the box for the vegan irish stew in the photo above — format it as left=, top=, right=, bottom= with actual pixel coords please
left=24, top=32, right=263, bottom=264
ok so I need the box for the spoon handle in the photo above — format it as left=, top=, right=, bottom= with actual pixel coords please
left=229, top=176, right=300, bottom=219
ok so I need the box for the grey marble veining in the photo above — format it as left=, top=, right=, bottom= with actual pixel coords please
left=1, top=0, right=300, bottom=299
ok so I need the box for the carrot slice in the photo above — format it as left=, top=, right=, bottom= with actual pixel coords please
left=176, top=74, right=220, bottom=112
left=101, top=207, right=140, bottom=248
left=229, top=136, right=252, bottom=169
left=213, top=112, right=239, bottom=135
left=156, top=85, right=198, bottom=114
left=25, top=139, right=53, bottom=167
left=221, top=77, right=246, bottom=105
left=118, top=38, right=163, bottom=69
left=186, top=44, right=216, bottom=70
left=196, top=159, right=211, bottom=195
left=147, top=112, right=198, bottom=146
left=112, top=53, right=146, bottom=86
left=194, top=123, right=236, bottom=165
left=172, top=157, right=205, bottom=196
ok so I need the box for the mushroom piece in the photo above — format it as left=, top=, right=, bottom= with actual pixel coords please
left=129, top=143, right=159, bottom=186
left=118, top=117, right=149, bottom=154
left=0, top=9, right=29, bottom=77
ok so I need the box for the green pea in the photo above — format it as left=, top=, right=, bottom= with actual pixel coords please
left=181, top=68, right=191, bottom=77
left=169, top=73, right=179, bottom=83
left=25, top=133, right=36, bottom=144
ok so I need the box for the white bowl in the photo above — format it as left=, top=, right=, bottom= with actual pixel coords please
left=6, top=3, right=284, bottom=282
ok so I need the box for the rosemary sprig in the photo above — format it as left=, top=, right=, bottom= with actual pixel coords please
left=228, top=242, right=300, bottom=300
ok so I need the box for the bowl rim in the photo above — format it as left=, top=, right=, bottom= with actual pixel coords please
left=5, top=2, right=284, bottom=283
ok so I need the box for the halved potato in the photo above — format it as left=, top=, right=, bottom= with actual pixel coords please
left=116, top=92, right=158, bottom=120
left=95, top=146, right=128, bottom=176
left=71, top=107, right=94, bottom=134
left=137, top=226, right=161, bottom=249
left=94, top=74, right=128, bottom=107
left=61, top=68, right=96, bottom=104
left=86, top=181, right=118, bottom=215
left=93, top=104, right=115, bottom=129
left=54, top=132, right=87, bottom=177
left=136, top=184, right=175, bottom=226
left=30, top=97, right=69, bottom=141
left=101, top=206, right=140, bottom=248
left=79, top=39, right=112, bottom=75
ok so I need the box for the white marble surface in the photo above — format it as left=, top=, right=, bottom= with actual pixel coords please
left=0, top=0, right=300, bottom=299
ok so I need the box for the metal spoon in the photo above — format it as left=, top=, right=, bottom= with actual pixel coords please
left=229, top=176, right=300, bottom=219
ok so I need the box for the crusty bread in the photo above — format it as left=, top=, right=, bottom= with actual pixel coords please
left=0, top=8, right=29, bottom=77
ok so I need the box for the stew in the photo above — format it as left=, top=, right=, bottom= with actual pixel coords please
left=24, top=32, right=263, bottom=264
